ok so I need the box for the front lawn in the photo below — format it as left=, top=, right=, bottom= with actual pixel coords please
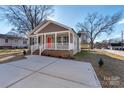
left=74, top=50, right=124, bottom=88
left=96, top=50, right=124, bottom=61
left=0, top=49, right=27, bottom=63
left=74, top=50, right=90, bottom=59
left=0, top=54, right=26, bottom=64
left=0, top=49, right=25, bottom=55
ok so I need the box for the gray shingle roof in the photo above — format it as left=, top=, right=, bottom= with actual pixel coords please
left=0, top=34, right=27, bottom=40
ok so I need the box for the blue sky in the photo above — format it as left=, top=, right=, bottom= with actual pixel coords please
left=0, top=5, right=124, bottom=42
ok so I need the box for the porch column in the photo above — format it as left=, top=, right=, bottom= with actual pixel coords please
left=37, top=35, right=38, bottom=45
left=55, top=33, right=57, bottom=50
left=73, top=33, right=75, bottom=50
left=68, top=31, right=70, bottom=50
left=79, top=38, right=81, bottom=52
left=42, top=35, right=43, bottom=47
left=37, top=35, right=39, bottom=50
left=28, top=37, right=30, bottom=49
left=44, top=34, right=46, bottom=49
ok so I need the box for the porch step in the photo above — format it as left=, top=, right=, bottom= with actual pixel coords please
left=41, top=50, right=73, bottom=58
left=33, top=49, right=39, bottom=55
left=26, top=49, right=31, bottom=55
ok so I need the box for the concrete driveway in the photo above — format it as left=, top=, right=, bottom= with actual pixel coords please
left=0, top=55, right=101, bottom=88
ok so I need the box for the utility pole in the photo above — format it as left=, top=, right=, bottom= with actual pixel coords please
left=122, top=30, right=123, bottom=49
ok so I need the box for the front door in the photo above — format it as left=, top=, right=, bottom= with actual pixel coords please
left=47, top=36, right=52, bottom=48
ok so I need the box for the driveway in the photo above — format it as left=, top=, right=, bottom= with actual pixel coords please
left=0, top=55, right=101, bottom=88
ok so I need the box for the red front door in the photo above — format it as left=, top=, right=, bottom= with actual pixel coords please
left=47, top=37, right=52, bottom=48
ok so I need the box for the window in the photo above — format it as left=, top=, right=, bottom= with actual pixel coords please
left=30, top=37, right=34, bottom=45
left=23, top=40, right=27, bottom=44
left=30, top=38, right=32, bottom=45
left=5, top=39, right=8, bottom=43
left=57, top=36, right=69, bottom=43
left=15, top=40, right=18, bottom=43
left=63, top=36, right=68, bottom=43
left=57, top=37, right=62, bottom=43
left=34, top=37, right=37, bottom=44
left=38, top=36, right=41, bottom=44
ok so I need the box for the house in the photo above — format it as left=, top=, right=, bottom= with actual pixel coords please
left=29, top=20, right=80, bottom=58
left=77, top=31, right=90, bottom=49
left=0, top=34, right=28, bottom=49
left=108, top=38, right=124, bottom=50
left=108, top=42, right=124, bottom=50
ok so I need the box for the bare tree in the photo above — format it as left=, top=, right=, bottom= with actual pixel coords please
left=76, top=12, right=122, bottom=49
left=0, top=5, right=54, bottom=36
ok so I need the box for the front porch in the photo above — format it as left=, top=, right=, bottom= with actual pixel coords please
left=30, top=31, right=75, bottom=55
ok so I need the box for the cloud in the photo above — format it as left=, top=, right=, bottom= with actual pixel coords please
left=118, top=19, right=124, bottom=24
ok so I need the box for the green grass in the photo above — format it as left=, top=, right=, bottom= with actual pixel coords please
left=0, top=49, right=28, bottom=63
left=74, top=50, right=90, bottom=58
left=0, top=49, right=26, bottom=55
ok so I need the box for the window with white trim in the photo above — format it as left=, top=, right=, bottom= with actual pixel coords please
left=63, top=36, right=69, bottom=43
left=23, top=40, right=27, bottom=44
left=5, top=39, right=8, bottom=43
left=57, top=37, right=62, bottom=43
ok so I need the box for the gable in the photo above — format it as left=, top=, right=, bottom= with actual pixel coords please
left=30, top=20, right=48, bottom=35
left=38, top=23, right=68, bottom=34
left=29, top=20, right=79, bottom=38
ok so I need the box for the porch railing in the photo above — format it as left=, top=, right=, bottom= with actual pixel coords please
left=44, top=43, right=74, bottom=50
left=31, top=44, right=39, bottom=54
left=31, top=43, right=74, bottom=55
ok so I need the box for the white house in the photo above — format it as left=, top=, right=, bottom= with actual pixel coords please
left=29, top=20, right=80, bottom=58
left=0, top=34, right=28, bottom=49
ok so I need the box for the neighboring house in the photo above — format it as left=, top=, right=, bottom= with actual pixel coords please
left=29, top=20, right=80, bottom=58
left=78, top=31, right=90, bottom=49
left=107, top=38, right=124, bottom=50
left=0, top=34, right=28, bottom=49
left=108, top=42, right=124, bottom=50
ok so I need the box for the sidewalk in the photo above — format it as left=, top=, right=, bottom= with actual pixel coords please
left=103, top=49, right=124, bottom=57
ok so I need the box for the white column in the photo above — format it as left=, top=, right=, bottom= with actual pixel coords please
left=44, top=34, right=46, bottom=49
left=28, top=37, right=30, bottom=49
left=37, top=35, right=39, bottom=50
left=55, top=33, right=57, bottom=50
left=79, top=38, right=81, bottom=52
left=42, top=35, right=43, bottom=47
left=37, top=35, right=38, bottom=45
left=68, top=31, right=70, bottom=50
left=73, top=33, right=74, bottom=50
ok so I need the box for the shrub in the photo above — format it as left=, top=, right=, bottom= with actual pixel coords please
left=23, top=50, right=26, bottom=55
left=98, top=58, right=104, bottom=67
